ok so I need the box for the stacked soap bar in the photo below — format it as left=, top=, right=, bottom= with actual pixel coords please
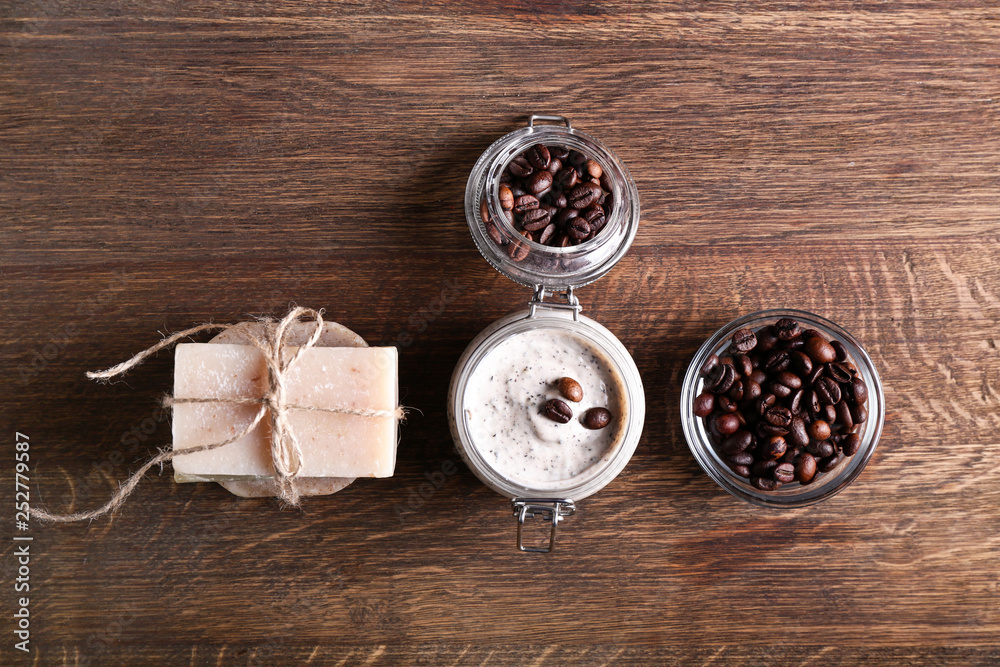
left=171, top=343, right=398, bottom=482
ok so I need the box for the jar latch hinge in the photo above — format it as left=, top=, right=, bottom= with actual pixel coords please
left=529, top=286, right=581, bottom=321
left=511, top=498, right=577, bottom=553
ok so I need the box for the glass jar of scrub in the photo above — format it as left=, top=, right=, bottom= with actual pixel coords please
left=450, top=115, right=644, bottom=553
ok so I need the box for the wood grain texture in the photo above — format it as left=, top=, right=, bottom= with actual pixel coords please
left=2, top=1, right=999, bottom=664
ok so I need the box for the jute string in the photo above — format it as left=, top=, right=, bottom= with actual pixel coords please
left=30, top=307, right=404, bottom=523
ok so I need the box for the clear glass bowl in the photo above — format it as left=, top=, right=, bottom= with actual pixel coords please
left=464, top=115, right=640, bottom=291
left=448, top=307, right=646, bottom=501
left=680, top=309, right=885, bottom=508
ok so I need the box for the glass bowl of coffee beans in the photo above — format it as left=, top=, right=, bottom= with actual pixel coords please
left=465, top=115, right=640, bottom=291
left=681, top=309, right=885, bottom=508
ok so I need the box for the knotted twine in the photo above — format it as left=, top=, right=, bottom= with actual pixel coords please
left=30, top=307, right=404, bottom=523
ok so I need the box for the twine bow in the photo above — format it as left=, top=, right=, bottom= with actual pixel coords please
left=30, top=307, right=403, bottom=523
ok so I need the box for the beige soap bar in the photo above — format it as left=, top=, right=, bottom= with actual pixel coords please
left=171, top=343, right=397, bottom=480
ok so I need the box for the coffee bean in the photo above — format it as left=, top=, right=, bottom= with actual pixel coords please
left=537, top=223, right=557, bottom=245
left=567, top=217, right=592, bottom=240
left=835, top=401, right=854, bottom=430
left=717, top=394, right=738, bottom=413
left=734, top=353, right=753, bottom=377
left=743, top=379, right=762, bottom=404
left=521, top=207, right=551, bottom=231
left=795, top=453, right=817, bottom=484
left=753, top=476, right=780, bottom=491
left=580, top=206, right=607, bottom=233
left=826, top=361, right=852, bottom=384
left=850, top=402, right=868, bottom=425
left=842, top=432, right=862, bottom=456
left=728, top=379, right=745, bottom=402
left=498, top=186, right=514, bottom=211
left=730, top=451, right=754, bottom=466
left=763, top=350, right=791, bottom=373
left=806, top=440, right=835, bottom=459
left=558, top=377, right=584, bottom=402
left=791, top=350, right=813, bottom=375
left=556, top=167, right=579, bottom=189
left=707, top=363, right=736, bottom=393
left=774, top=462, right=796, bottom=483
left=762, top=436, right=787, bottom=460
left=851, top=377, right=868, bottom=404
left=485, top=220, right=503, bottom=245
left=757, top=328, right=780, bottom=352
left=818, top=453, right=842, bottom=473
left=526, top=170, right=554, bottom=196
left=831, top=339, right=849, bottom=362
left=546, top=157, right=562, bottom=174
left=722, top=430, right=754, bottom=455
left=549, top=145, right=569, bottom=160
left=733, top=465, right=751, bottom=478
left=773, top=371, right=802, bottom=390
left=581, top=407, right=612, bottom=430
left=770, top=382, right=792, bottom=399
left=814, top=377, right=842, bottom=405
left=805, top=336, right=837, bottom=364
left=583, top=159, right=603, bottom=179
left=774, top=318, right=801, bottom=340
left=543, top=398, right=572, bottom=423
left=821, top=403, right=837, bottom=423
left=512, top=194, right=540, bottom=214
left=693, top=392, right=715, bottom=417
left=788, top=417, right=810, bottom=448
left=808, top=419, right=832, bottom=441
left=764, top=406, right=793, bottom=429
left=509, top=155, right=534, bottom=177
left=733, top=328, right=757, bottom=352
left=568, top=182, right=602, bottom=209
left=525, top=144, right=551, bottom=170
left=715, top=413, right=741, bottom=436
left=700, top=353, right=720, bottom=376
left=507, top=231, right=530, bottom=261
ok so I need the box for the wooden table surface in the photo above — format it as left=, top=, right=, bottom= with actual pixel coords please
left=3, top=1, right=999, bottom=664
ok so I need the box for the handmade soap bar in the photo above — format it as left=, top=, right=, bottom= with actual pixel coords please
left=172, top=343, right=397, bottom=481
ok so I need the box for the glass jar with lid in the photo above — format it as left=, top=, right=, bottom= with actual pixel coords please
left=449, top=115, right=645, bottom=552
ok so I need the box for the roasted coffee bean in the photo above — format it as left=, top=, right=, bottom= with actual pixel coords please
left=546, top=157, right=562, bottom=174
left=795, top=453, right=818, bottom=484
left=555, top=207, right=579, bottom=227
left=729, top=452, right=754, bottom=467
left=556, top=166, right=579, bottom=189
left=583, top=159, right=603, bottom=179
left=734, top=353, right=753, bottom=376
left=568, top=182, right=602, bottom=209
left=790, top=350, right=813, bottom=375
left=512, top=194, right=540, bottom=214
left=525, top=144, right=551, bottom=170
left=730, top=464, right=750, bottom=478
left=770, top=382, right=792, bottom=399
left=757, top=393, right=777, bottom=415
left=753, top=476, right=781, bottom=491
left=806, top=364, right=825, bottom=387
left=757, top=328, right=780, bottom=352
left=818, top=453, right=842, bottom=473
left=808, top=419, right=832, bottom=441
left=716, top=413, right=741, bottom=436
left=707, top=363, right=737, bottom=393
left=582, top=407, right=612, bottom=430
left=762, top=436, right=787, bottom=460
left=543, top=398, right=572, bottom=423
left=555, top=234, right=572, bottom=247
left=814, top=376, right=842, bottom=405
left=764, top=406, right=793, bottom=428
left=498, top=186, right=514, bottom=210
left=821, top=403, right=837, bottom=423
left=826, top=361, right=853, bottom=384
left=850, top=402, right=868, bottom=425
left=743, top=379, right=762, bottom=404
left=717, top=394, right=738, bottom=412
left=537, top=223, right=557, bottom=245
left=558, top=377, right=584, bottom=402
left=733, top=328, right=757, bottom=352
left=806, top=440, right=835, bottom=459
left=700, top=353, right=720, bottom=376
left=851, top=377, right=868, bottom=404
left=774, top=318, right=801, bottom=340
left=550, top=192, right=568, bottom=209
left=722, top=431, right=754, bottom=456
left=526, top=170, right=554, bottom=196
left=783, top=338, right=805, bottom=351
left=789, top=389, right=804, bottom=414
left=508, top=231, right=530, bottom=261
left=757, top=421, right=789, bottom=439
left=579, top=205, right=607, bottom=233
left=567, top=217, right=592, bottom=240
left=693, top=392, right=715, bottom=417
left=804, top=336, right=837, bottom=364
left=788, top=416, right=810, bottom=448
left=835, top=401, right=854, bottom=430
left=749, top=369, right=768, bottom=385
left=509, top=155, right=534, bottom=177
left=763, top=350, right=791, bottom=373
left=831, top=339, right=849, bottom=362
left=842, top=432, right=862, bottom=456
left=773, top=371, right=802, bottom=390
left=549, top=145, right=569, bottom=160
left=521, top=207, right=551, bottom=231
left=774, top=462, right=796, bottom=483
left=485, top=220, right=503, bottom=245
left=728, top=379, right=745, bottom=402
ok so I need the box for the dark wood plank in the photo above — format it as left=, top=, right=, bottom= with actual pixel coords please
left=2, top=1, right=999, bottom=663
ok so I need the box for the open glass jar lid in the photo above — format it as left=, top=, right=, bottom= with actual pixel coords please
left=451, top=115, right=644, bottom=553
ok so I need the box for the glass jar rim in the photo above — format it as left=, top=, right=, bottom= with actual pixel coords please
left=680, top=308, right=885, bottom=508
